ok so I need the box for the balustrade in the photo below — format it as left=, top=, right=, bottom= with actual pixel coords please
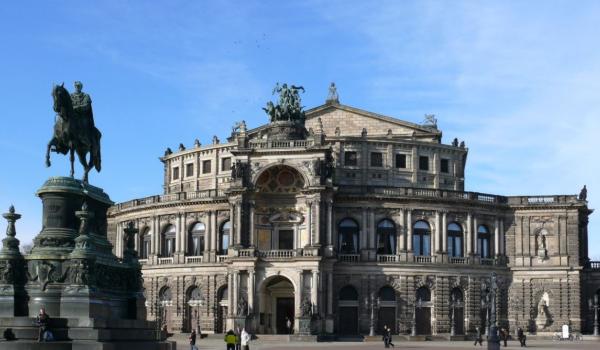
left=338, top=254, right=360, bottom=263
left=377, top=254, right=398, bottom=263
left=157, top=257, right=173, bottom=265
left=449, top=256, right=468, bottom=264
left=184, top=256, right=203, bottom=264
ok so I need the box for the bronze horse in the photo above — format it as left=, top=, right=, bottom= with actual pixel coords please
left=46, top=84, right=102, bottom=183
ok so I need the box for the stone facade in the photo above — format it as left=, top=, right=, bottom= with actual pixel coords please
left=107, top=95, right=599, bottom=337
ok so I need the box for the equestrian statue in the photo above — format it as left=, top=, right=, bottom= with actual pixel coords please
left=46, top=81, right=102, bottom=183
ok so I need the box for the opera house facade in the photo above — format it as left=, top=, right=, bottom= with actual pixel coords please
left=107, top=85, right=600, bottom=338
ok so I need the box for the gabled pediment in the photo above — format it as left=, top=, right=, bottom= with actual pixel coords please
left=305, top=103, right=441, bottom=141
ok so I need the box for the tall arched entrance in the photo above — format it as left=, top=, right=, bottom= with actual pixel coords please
left=338, top=285, right=359, bottom=335
left=186, top=286, right=204, bottom=333
left=450, top=288, right=464, bottom=335
left=258, top=275, right=295, bottom=334
left=159, top=286, right=173, bottom=332
left=377, top=286, right=397, bottom=334
left=215, top=286, right=228, bottom=334
left=415, top=287, right=432, bottom=335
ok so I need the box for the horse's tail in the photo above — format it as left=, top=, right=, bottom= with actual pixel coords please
left=92, top=128, right=102, bottom=172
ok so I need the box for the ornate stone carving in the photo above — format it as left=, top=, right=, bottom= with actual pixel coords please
left=415, top=275, right=435, bottom=290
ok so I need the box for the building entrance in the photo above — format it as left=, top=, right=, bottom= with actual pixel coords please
left=258, top=275, right=295, bottom=334
left=276, top=297, right=294, bottom=334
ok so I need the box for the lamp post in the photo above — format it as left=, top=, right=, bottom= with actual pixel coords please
left=589, top=294, right=599, bottom=336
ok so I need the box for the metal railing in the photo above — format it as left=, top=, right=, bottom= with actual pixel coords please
left=184, top=256, right=203, bottom=264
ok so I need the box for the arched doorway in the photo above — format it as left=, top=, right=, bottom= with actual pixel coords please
left=377, top=286, right=397, bottom=334
left=186, top=286, right=204, bottom=333
left=338, top=285, right=359, bottom=335
left=415, top=287, right=432, bottom=335
left=450, top=288, right=464, bottom=335
left=216, top=286, right=228, bottom=334
left=258, top=275, right=295, bottom=334
left=159, top=286, right=173, bottom=332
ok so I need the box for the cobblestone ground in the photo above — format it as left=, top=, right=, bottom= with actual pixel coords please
left=175, top=338, right=600, bottom=350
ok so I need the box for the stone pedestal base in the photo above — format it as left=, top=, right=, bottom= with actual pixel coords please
left=325, top=316, right=334, bottom=334
left=296, top=317, right=311, bottom=335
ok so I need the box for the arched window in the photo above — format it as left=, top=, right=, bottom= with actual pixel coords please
left=339, top=285, right=359, bottom=301
left=450, top=288, right=463, bottom=304
left=377, top=219, right=396, bottom=255
left=219, top=221, right=231, bottom=255
left=477, top=225, right=491, bottom=258
left=338, top=219, right=359, bottom=254
left=379, top=286, right=396, bottom=302
left=188, top=222, right=205, bottom=256
left=159, top=286, right=172, bottom=303
left=162, top=225, right=176, bottom=257
left=140, top=227, right=151, bottom=259
left=416, top=287, right=431, bottom=303
left=413, top=221, right=431, bottom=256
left=447, top=223, right=463, bottom=257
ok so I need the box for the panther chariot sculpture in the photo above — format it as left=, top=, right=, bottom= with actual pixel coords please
left=45, top=81, right=102, bottom=183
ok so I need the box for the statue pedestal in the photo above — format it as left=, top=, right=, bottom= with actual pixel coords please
left=296, top=317, right=311, bottom=335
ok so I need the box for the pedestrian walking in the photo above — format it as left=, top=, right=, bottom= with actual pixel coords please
left=473, top=326, right=483, bottom=346
left=517, top=327, right=527, bottom=347
left=386, top=325, right=395, bottom=347
left=224, top=329, right=237, bottom=350
left=241, top=328, right=251, bottom=350
left=382, top=325, right=389, bottom=348
left=189, top=329, right=198, bottom=350
left=235, top=327, right=242, bottom=350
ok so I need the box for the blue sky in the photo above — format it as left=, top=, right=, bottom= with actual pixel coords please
left=1, top=1, right=599, bottom=258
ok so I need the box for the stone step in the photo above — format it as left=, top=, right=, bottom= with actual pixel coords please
left=0, top=340, right=176, bottom=350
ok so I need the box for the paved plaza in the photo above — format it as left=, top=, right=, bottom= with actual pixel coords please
left=173, top=337, right=600, bottom=350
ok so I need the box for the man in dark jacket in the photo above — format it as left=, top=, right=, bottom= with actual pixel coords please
left=517, top=327, right=527, bottom=347
left=473, top=326, right=483, bottom=346
left=189, top=329, right=197, bottom=350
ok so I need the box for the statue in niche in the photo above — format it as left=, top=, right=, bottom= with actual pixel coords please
left=537, top=231, right=548, bottom=259
left=535, top=294, right=551, bottom=330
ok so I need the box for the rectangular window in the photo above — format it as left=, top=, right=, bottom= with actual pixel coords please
left=221, top=157, right=231, bottom=171
left=202, top=160, right=211, bottom=174
left=371, top=152, right=383, bottom=167
left=172, top=167, right=179, bottom=180
left=395, top=154, right=407, bottom=168
left=185, top=163, right=194, bottom=177
left=344, top=151, right=357, bottom=166
left=278, top=229, right=294, bottom=250
left=441, top=159, right=449, bottom=173
left=419, top=156, right=429, bottom=171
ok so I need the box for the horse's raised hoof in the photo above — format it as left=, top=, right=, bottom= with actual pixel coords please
left=45, top=159, right=51, bottom=167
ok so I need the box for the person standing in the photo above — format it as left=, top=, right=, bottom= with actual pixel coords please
left=386, top=325, right=395, bottom=347
left=500, top=328, right=508, bottom=347
left=36, top=308, right=50, bottom=342
left=224, top=329, right=236, bottom=350
left=473, top=326, right=483, bottom=346
left=189, top=329, right=197, bottom=350
left=241, top=328, right=251, bottom=350
left=286, top=317, right=292, bottom=334
left=517, top=327, right=526, bottom=347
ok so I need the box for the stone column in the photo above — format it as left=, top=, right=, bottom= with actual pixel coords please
left=175, top=212, right=182, bottom=253
left=248, top=270, right=255, bottom=316
left=236, top=201, right=242, bottom=247
left=295, top=270, right=304, bottom=317
left=361, top=209, right=368, bottom=253
left=315, top=200, right=321, bottom=246
left=397, top=210, right=404, bottom=253
left=494, top=218, right=500, bottom=257
left=466, top=213, right=472, bottom=255
left=473, top=216, right=479, bottom=256
left=134, top=219, right=140, bottom=252
left=307, top=200, right=313, bottom=247
left=227, top=273, right=233, bottom=316
left=153, top=216, right=159, bottom=255
left=500, top=219, right=505, bottom=255
left=311, top=270, right=319, bottom=315
left=407, top=210, right=413, bottom=252
left=442, top=211, right=448, bottom=253
left=211, top=211, right=218, bottom=254
left=326, top=272, right=334, bottom=333
left=232, top=271, right=239, bottom=316
left=435, top=211, right=441, bottom=253
left=229, top=203, right=235, bottom=246
left=249, top=201, right=255, bottom=247
left=326, top=200, right=333, bottom=246
left=369, top=209, right=375, bottom=253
